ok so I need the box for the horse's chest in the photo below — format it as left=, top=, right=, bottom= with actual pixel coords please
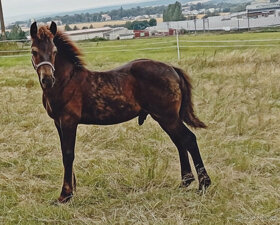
left=43, top=96, right=64, bottom=119
left=42, top=97, right=55, bottom=119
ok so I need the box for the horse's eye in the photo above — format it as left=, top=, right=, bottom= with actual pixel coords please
left=31, top=50, right=38, bottom=57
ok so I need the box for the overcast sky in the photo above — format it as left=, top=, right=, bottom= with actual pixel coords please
left=2, top=0, right=148, bottom=23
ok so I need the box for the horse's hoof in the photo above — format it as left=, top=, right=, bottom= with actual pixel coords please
left=181, top=173, right=195, bottom=187
left=58, top=193, right=73, bottom=203
left=198, top=176, right=211, bottom=193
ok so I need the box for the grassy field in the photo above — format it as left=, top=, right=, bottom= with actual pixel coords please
left=0, top=32, right=279, bottom=224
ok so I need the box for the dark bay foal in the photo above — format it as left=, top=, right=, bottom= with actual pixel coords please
left=30, top=21, right=211, bottom=203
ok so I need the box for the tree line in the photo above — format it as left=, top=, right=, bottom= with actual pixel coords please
left=109, top=6, right=165, bottom=20
left=190, top=1, right=250, bottom=13
left=37, top=5, right=165, bottom=25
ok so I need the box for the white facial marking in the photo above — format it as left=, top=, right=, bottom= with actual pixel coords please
left=31, top=46, right=39, bottom=52
left=40, top=70, right=44, bottom=85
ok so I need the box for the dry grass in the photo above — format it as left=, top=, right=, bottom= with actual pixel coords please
left=58, top=18, right=163, bottom=30
left=59, top=20, right=126, bottom=30
left=0, top=32, right=279, bottom=224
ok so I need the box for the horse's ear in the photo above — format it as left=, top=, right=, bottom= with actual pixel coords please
left=30, top=22, right=37, bottom=39
left=50, top=21, right=57, bottom=36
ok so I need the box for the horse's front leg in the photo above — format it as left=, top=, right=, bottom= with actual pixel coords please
left=55, top=119, right=78, bottom=203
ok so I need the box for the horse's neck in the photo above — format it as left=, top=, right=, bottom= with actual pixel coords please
left=55, top=55, right=74, bottom=79
left=43, top=56, right=75, bottom=100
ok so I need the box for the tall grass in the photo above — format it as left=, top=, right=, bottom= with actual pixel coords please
left=0, top=32, right=279, bottom=224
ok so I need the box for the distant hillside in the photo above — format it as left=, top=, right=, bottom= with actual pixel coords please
left=46, top=0, right=193, bottom=17
left=65, top=0, right=251, bottom=15
left=40, top=0, right=252, bottom=19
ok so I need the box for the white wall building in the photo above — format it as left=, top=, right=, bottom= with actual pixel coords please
left=103, top=27, right=134, bottom=40
left=66, top=27, right=112, bottom=41
left=102, top=14, right=112, bottom=21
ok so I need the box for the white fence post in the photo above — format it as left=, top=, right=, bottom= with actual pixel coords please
left=176, top=29, right=180, bottom=61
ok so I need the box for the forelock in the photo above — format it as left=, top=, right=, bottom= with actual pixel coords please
left=37, top=26, right=54, bottom=40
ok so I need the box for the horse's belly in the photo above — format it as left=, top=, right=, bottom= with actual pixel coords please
left=80, top=99, right=141, bottom=125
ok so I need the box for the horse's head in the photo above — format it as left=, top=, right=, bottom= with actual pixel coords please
left=30, top=21, right=57, bottom=89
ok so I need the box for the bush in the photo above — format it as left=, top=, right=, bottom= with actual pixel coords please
left=88, top=37, right=107, bottom=42
left=65, top=24, right=72, bottom=31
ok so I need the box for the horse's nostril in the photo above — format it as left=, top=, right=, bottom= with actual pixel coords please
left=42, top=77, right=47, bottom=84
left=41, top=76, right=54, bottom=88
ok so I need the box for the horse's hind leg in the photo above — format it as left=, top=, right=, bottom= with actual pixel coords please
left=157, top=118, right=211, bottom=190
left=156, top=118, right=194, bottom=187
left=177, top=146, right=195, bottom=187
left=180, top=125, right=211, bottom=191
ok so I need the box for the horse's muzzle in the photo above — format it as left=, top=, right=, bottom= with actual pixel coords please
left=41, top=75, right=55, bottom=89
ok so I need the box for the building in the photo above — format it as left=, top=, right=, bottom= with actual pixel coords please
left=150, top=13, right=280, bottom=32
left=146, top=27, right=176, bottom=36
left=101, top=14, right=112, bottom=21
left=65, top=27, right=112, bottom=41
left=118, top=33, right=135, bottom=40
left=246, top=2, right=280, bottom=17
left=133, top=30, right=149, bottom=38
left=103, top=27, right=134, bottom=40
left=47, top=20, right=62, bottom=26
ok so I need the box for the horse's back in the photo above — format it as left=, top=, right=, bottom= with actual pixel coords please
left=114, top=59, right=180, bottom=80
left=112, top=58, right=182, bottom=100
left=81, top=59, right=184, bottom=124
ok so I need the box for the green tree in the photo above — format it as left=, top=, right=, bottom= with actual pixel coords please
left=163, top=1, right=185, bottom=22
left=36, top=5, right=166, bottom=24
left=6, top=25, right=26, bottom=40
left=120, top=6, right=123, bottom=18
left=64, top=24, right=72, bottom=31
left=124, top=21, right=132, bottom=29
left=124, top=20, right=150, bottom=30
left=149, top=18, right=157, bottom=26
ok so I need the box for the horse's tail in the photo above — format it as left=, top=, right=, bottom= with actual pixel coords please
left=173, top=67, right=207, bottom=129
